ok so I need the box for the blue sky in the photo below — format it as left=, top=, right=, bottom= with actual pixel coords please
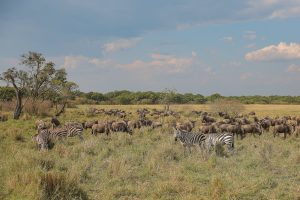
left=1, top=0, right=300, bottom=95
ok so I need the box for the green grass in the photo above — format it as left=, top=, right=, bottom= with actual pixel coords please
left=0, top=105, right=299, bottom=200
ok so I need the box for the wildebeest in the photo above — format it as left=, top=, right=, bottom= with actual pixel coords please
left=84, top=120, right=98, bottom=129
left=51, top=117, right=61, bottom=128
left=273, top=124, right=293, bottom=139
left=260, top=119, right=271, bottom=132
left=293, top=126, right=300, bottom=137
left=202, top=115, right=216, bottom=123
left=199, top=123, right=218, bottom=134
left=128, top=120, right=142, bottom=130
left=111, top=120, right=133, bottom=134
left=241, top=123, right=263, bottom=136
left=176, top=120, right=196, bottom=132
left=91, top=121, right=111, bottom=135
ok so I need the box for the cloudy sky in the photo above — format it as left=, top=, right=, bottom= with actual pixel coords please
left=1, top=0, right=300, bottom=95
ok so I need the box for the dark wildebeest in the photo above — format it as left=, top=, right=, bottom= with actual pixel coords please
left=202, top=115, right=216, bottom=123
left=51, top=117, right=61, bottom=128
left=128, top=120, right=142, bottom=130
left=241, top=123, right=263, bottom=136
left=273, top=124, right=294, bottom=139
left=260, top=119, right=271, bottom=132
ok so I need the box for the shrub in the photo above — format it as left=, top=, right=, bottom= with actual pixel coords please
left=23, top=98, right=52, bottom=116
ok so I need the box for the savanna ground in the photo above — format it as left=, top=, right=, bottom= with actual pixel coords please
left=0, top=104, right=299, bottom=200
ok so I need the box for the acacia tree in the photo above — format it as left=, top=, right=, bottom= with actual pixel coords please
left=48, top=69, right=78, bottom=116
left=20, top=52, right=57, bottom=113
left=1, top=51, right=77, bottom=119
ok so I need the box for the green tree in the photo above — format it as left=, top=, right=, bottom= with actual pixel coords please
left=1, top=52, right=77, bottom=119
left=0, top=87, right=15, bottom=101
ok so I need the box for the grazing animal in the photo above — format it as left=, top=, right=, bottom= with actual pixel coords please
left=51, top=117, right=61, bottom=128
left=293, top=126, right=300, bottom=137
left=202, top=115, right=216, bottom=123
left=173, top=127, right=206, bottom=154
left=204, top=132, right=234, bottom=152
left=273, top=124, right=293, bottom=139
left=91, top=121, right=111, bottom=135
left=111, top=120, right=132, bottom=134
left=84, top=120, right=98, bottom=129
left=32, top=129, right=52, bottom=150
left=128, top=120, right=142, bottom=129
left=199, top=123, right=218, bottom=134
left=176, top=120, right=196, bottom=132
left=241, top=123, right=263, bottom=136
left=35, top=120, right=51, bottom=130
left=33, top=123, right=84, bottom=150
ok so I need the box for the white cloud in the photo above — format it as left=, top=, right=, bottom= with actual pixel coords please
left=241, top=0, right=300, bottom=20
left=269, top=6, right=300, bottom=19
left=102, top=37, right=142, bottom=53
left=221, top=36, right=233, bottom=43
left=61, top=55, right=88, bottom=69
left=287, top=64, right=300, bottom=72
left=120, top=52, right=197, bottom=74
left=244, top=31, right=257, bottom=40
left=245, top=42, right=300, bottom=61
left=60, top=55, right=113, bottom=69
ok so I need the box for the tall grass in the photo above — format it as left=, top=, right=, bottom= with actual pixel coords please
left=0, top=105, right=299, bottom=199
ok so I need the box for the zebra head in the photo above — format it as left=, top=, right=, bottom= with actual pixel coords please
left=173, top=127, right=182, bottom=141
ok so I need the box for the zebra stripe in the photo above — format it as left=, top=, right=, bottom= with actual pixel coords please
left=33, top=129, right=50, bottom=150
left=65, top=124, right=84, bottom=140
left=173, top=127, right=206, bottom=153
left=204, top=132, right=234, bottom=151
left=34, top=124, right=84, bottom=150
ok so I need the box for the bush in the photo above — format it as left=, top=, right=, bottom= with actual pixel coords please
left=23, top=98, right=52, bottom=116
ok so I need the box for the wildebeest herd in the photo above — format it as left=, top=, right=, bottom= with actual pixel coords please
left=32, top=108, right=300, bottom=152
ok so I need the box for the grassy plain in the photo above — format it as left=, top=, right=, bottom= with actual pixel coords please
left=0, top=104, right=299, bottom=200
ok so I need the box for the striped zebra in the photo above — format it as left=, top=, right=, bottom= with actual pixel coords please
left=204, top=132, right=234, bottom=152
left=33, top=124, right=84, bottom=150
left=173, top=127, right=206, bottom=154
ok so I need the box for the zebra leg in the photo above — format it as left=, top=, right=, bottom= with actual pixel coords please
left=78, top=134, right=84, bottom=141
left=188, top=146, right=192, bottom=154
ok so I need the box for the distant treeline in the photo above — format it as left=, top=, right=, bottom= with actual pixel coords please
left=1, top=86, right=300, bottom=105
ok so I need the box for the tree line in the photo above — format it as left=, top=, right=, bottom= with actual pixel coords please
left=1, top=51, right=300, bottom=120
left=74, top=91, right=300, bottom=105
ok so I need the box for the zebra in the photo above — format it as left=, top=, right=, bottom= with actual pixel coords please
left=33, top=124, right=84, bottom=150
left=64, top=123, right=84, bottom=140
left=173, top=127, right=206, bottom=154
left=204, top=132, right=234, bottom=152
